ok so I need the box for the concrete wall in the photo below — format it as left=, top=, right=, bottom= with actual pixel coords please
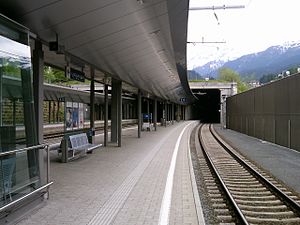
left=226, top=73, right=300, bottom=152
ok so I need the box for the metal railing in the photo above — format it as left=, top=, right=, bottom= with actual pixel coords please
left=0, top=144, right=53, bottom=213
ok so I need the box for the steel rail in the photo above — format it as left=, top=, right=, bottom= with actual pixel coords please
left=43, top=121, right=137, bottom=140
left=210, top=124, right=300, bottom=217
left=198, top=124, right=249, bottom=225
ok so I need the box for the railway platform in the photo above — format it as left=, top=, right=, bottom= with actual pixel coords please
left=15, top=121, right=205, bottom=225
left=214, top=124, right=300, bottom=195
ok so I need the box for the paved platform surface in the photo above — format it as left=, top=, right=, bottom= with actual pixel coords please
left=17, top=121, right=204, bottom=225
left=215, top=124, right=300, bottom=195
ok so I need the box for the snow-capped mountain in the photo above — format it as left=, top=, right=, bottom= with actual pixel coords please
left=193, top=42, right=300, bottom=79
left=193, top=60, right=226, bottom=77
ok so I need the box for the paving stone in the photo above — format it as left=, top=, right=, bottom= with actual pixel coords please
left=16, top=122, right=203, bottom=225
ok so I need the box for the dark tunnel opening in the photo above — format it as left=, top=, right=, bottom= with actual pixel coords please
left=191, top=89, right=220, bottom=123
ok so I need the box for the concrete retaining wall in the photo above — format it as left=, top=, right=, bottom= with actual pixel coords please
left=226, top=73, right=300, bottom=152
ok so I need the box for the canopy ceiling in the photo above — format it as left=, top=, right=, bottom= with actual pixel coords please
left=0, top=0, right=196, bottom=104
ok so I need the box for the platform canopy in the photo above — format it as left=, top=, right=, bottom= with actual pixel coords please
left=0, top=0, right=196, bottom=104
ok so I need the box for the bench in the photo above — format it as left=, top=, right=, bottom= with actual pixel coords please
left=67, top=133, right=102, bottom=160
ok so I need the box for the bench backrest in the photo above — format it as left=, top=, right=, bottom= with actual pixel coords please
left=69, top=133, right=89, bottom=148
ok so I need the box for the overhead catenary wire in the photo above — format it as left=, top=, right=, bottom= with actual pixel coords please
left=189, top=5, right=245, bottom=11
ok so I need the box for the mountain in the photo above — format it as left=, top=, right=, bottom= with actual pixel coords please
left=193, top=42, right=300, bottom=79
left=193, top=60, right=225, bottom=78
left=187, top=70, right=203, bottom=80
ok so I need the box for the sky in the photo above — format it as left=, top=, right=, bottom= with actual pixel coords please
left=187, top=0, right=300, bottom=69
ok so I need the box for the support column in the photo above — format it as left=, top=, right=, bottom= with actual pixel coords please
left=90, top=66, right=95, bottom=144
left=48, top=101, right=51, bottom=124
left=0, top=58, right=2, bottom=126
left=167, top=103, right=170, bottom=124
left=138, top=89, right=142, bottom=138
left=32, top=40, right=44, bottom=184
left=111, top=78, right=122, bottom=146
left=127, top=104, right=130, bottom=119
left=99, top=104, right=103, bottom=121
left=117, top=81, right=122, bottom=147
left=147, top=99, right=150, bottom=125
left=171, top=103, right=174, bottom=125
left=57, top=101, right=60, bottom=122
left=164, top=102, right=167, bottom=127
left=111, top=79, right=118, bottom=143
left=153, top=99, right=157, bottom=131
left=176, top=104, right=179, bottom=122
left=104, top=83, right=108, bottom=146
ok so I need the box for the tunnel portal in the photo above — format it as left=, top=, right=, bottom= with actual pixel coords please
left=191, top=89, right=221, bottom=123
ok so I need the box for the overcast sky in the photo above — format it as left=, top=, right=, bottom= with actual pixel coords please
left=187, top=0, right=300, bottom=69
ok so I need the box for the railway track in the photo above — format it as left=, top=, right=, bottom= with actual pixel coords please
left=43, top=121, right=137, bottom=140
left=195, top=123, right=300, bottom=224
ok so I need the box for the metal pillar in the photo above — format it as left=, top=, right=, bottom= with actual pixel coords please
left=288, top=120, right=291, bottom=148
left=30, top=40, right=42, bottom=183
left=33, top=40, right=44, bottom=173
left=104, top=83, right=108, bottom=146
left=138, top=89, right=142, bottom=138
left=117, top=81, right=122, bottom=147
left=57, top=101, right=60, bottom=122
left=153, top=99, right=157, bottom=131
left=99, top=104, right=103, bottom=120
left=167, top=103, right=170, bottom=124
left=111, top=78, right=122, bottom=146
left=0, top=58, right=2, bottom=126
left=111, top=79, right=118, bottom=143
left=90, top=67, right=95, bottom=144
left=171, top=103, right=174, bottom=125
left=164, top=102, right=167, bottom=127
left=48, top=101, right=51, bottom=124
left=176, top=104, right=178, bottom=121
left=127, top=104, right=130, bottom=119
left=147, top=99, right=150, bottom=125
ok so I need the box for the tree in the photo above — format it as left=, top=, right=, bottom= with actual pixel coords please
left=44, top=66, right=68, bottom=83
left=288, top=67, right=299, bottom=75
left=259, top=73, right=277, bottom=84
left=43, top=66, right=89, bottom=85
left=218, top=67, right=249, bottom=93
left=218, top=67, right=240, bottom=82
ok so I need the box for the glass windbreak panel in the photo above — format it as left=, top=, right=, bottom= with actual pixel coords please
left=0, top=35, right=31, bottom=148
left=0, top=152, right=40, bottom=207
left=0, top=32, right=40, bottom=207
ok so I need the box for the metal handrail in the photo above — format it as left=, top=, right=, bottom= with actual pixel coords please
left=0, top=144, right=46, bottom=157
left=0, top=144, right=53, bottom=213
left=0, top=182, right=53, bottom=213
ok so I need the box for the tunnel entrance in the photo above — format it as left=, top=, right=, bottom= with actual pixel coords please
left=191, top=89, right=220, bottom=123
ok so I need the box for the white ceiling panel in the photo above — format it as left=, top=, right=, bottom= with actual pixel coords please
left=0, top=0, right=196, bottom=104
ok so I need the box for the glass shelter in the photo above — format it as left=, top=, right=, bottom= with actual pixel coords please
left=0, top=15, right=43, bottom=209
